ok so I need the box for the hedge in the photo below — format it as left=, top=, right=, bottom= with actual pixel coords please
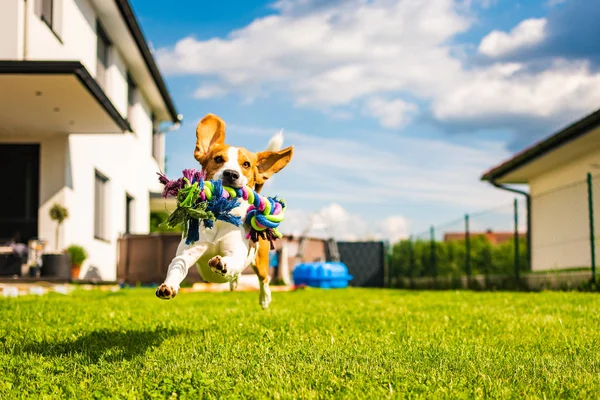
left=389, top=235, right=529, bottom=278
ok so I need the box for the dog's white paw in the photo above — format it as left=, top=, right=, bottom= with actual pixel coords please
left=156, top=283, right=177, bottom=300
left=208, top=256, right=228, bottom=276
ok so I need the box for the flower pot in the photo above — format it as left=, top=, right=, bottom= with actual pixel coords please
left=29, top=265, right=41, bottom=278
left=41, top=253, right=71, bottom=279
left=71, top=264, right=81, bottom=280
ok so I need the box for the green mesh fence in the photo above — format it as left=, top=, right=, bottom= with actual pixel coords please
left=389, top=201, right=526, bottom=281
left=468, top=201, right=528, bottom=277
left=388, top=173, right=600, bottom=287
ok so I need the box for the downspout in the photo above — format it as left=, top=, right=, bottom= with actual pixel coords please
left=23, top=0, right=29, bottom=59
left=490, top=181, right=532, bottom=270
left=157, top=120, right=181, bottom=174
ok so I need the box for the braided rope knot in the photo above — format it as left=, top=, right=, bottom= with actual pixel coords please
left=223, top=186, right=286, bottom=250
left=157, top=169, right=285, bottom=248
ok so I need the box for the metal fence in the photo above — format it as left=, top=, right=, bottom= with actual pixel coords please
left=337, top=241, right=386, bottom=287
left=388, top=172, right=600, bottom=290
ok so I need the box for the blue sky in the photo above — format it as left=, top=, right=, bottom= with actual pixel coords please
left=131, top=0, right=600, bottom=241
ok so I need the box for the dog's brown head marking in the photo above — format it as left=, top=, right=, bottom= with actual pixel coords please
left=194, top=114, right=293, bottom=190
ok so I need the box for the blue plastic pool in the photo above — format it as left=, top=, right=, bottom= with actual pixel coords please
left=292, top=262, right=353, bottom=288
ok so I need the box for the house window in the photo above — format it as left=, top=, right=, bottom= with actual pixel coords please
left=40, top=0, right=54, bottom=28
left=94, top=170, right=109, bottom=241
left=36, top=0, right=62, bottom=40
left=125, top=194, right=135, bottom=235
left=127, top=73, right=137, bottom=121
left=96, top=21, right=111, bottom=90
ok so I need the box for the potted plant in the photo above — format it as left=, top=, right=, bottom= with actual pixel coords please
left=41, top=203, right=71, bottom=279
left=66, top=244, right=87, bottom=280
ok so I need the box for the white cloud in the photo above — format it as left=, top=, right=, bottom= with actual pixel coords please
left=157, top=2, right=600, bottom=132
left=379, top=216, right=411, bottom=243
left=282, top=204, right=363, bottom=240
left=193, top=84, right=228, bottom=99
left=433, top=59, right=600, bottom=121
left=282, top=203, right=410, bottom=242
left=478, top=18, right=547, bottom=58
left=159, top=123, right=520, bottom=240
left=327, top=109, right=354, bottom=121
left=364, top=97, right=418, bottom=128
left=229, top=124, right=516, bottom=210
left=460, top=0, right=498, bottom=8
left=156, top=0, right=470, bottom=117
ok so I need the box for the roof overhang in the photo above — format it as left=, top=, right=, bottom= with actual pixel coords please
left=90, top=0, right=181, bottom=125
left=0, top=61, right=131, bottom=135
left=481, top=108, right=600, bottom=184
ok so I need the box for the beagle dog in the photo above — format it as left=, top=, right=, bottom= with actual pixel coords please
left=156, top=114, right=294, bottom=309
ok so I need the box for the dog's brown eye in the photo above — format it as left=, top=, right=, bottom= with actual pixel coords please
left=214, top=156, right=224, bottom=163
left=243, top=161, right=251, bottom=168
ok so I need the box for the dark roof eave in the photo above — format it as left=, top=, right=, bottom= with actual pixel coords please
left=0, top=60, right=132, bottom=132
left=481, top=108, right=600, bottom=182
left=114, top=0, right=181, bottom=124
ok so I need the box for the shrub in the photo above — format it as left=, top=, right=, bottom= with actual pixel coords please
left=389, top=235, right=529, bottom=279
left=66, top=245, right=87, bottom=266
left=150, top=211, right=183, bottom=233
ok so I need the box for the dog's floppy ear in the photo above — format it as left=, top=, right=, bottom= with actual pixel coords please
left=194, top=114, right=226, bottom=162
left=255, top=146, right=294, bottom=185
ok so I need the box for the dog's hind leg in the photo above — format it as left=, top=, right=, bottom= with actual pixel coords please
left=229, top=276, right=238, bottom=292
left=252, top=238, right=272, bottom=310
left=156, top=238, right=209, bottom=299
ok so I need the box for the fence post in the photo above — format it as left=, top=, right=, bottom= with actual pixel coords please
left=408, top=235, right=414, bottom=278
left=384, top=241, right=391, bottom=288
left=430, top=226, right=436, bottom=278
left=525, top=197, right=532, bottom=271
left=465, top=214, right=471, bottom=281
left=514, top=198, right=520, bottom=282
left=587, top=173, right=596, bottom=282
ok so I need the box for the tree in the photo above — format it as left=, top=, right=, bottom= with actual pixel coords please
left=49, top=203, right=69, bottom=252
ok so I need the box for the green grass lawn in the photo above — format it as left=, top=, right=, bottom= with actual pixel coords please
left=1, top=288, right=599, bottom=399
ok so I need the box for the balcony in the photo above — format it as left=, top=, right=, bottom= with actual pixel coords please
left=0, top=61, right=131, bottom=135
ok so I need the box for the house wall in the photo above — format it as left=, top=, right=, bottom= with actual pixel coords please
left=272, top=236, right=328, bottom=270
left=0, top=129, right=162, bottom=281
left=529, top=148, right=600, bottom=271
left=0, top=135, right=71, bottom=253
left=0, top=0, right=168, bottom=281
left=25, top=0, right=97, bottom=75
left=68, top=132, right=160, bottom=281
left=0, top=0, right=25, bottom=59
left=108, top=45, right=129, bottom=118
left=66, top=46, right=161, bottom=281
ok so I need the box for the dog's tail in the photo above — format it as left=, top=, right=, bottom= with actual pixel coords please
left=266, top=129, right=284, bottom=152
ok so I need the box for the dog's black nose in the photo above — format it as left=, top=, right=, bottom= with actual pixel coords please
left=223, top=170, right=240, bottom=181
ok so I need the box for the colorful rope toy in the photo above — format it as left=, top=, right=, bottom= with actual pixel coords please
left=157, top=169, right=286, bottom=249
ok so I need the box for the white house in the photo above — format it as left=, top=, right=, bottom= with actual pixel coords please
left=0, top=0, right=181, bottom=280
left=482, top=109, right=600, bottom=271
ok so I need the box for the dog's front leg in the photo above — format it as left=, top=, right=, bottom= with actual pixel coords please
left=156, top=238, right=208, bottom=300
left=207, top=231, right=251, bottom=282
